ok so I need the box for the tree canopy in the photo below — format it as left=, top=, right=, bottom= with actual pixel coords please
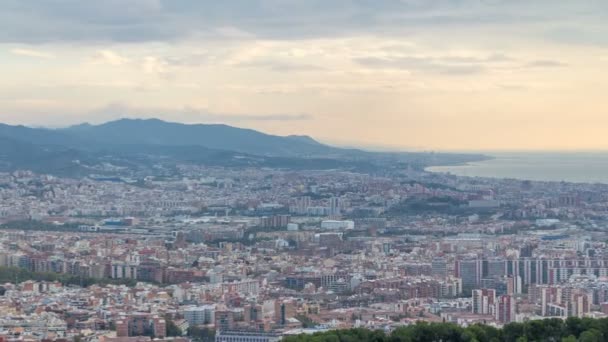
left=283, top=318, right=608, bottom=342
left=0, top=266, right=137, bottom=287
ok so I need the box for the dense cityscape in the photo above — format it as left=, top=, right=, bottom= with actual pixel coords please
left=2, top=163, right=608, bottom=341
left=3, top=1, right=608, bottom=341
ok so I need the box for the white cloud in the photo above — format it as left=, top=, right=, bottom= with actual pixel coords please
left=142, top=56, right=168, bottom=75
left=91, top=50, right=130, bottom=66
left=9, top=48, right=54, bottom=59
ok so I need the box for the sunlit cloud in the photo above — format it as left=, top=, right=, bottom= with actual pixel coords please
left=0, top=1, right=607, bottom=150
left=90, top=50, right=130, bottom=66
left=9, top=48, right=54, bottom=59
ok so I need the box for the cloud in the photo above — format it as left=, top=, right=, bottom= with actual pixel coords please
left=498, top=84, right=527, bottom=91
left=9, top=48, right=54, bottom=58
left=87, top=50, right=173, bottom=77
left=236, top=59, right=325, bottom=72
left=225, top=113, right=313, bottom=121
left=141, top=56, right=169, bottom=75
left=355, top=52, right=568, bottom=74
left=90, top=50, right=130, bottom=65
left=0, top=1, right=604, bottom=43
left=525, top=59, right=567, bottom=68
left=163, top=53, right=219, bottom=67
left=86, top=103, right=313, bottom=124
left=354, top=55, right=487, bottom=75
left=545, top=27, right=608, bottom=47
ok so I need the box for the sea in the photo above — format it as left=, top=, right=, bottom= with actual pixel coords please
left=426, top=152, right=608, bottom=184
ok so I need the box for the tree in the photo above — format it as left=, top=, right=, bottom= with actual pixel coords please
left=165, top=316, right=182, bottom=337
left=0, top=266, right=137, bottom=288
left=296, top=314, right=318, bottom=328
left=579, top=329, right=602, bottom=342
left=502, top=323, right=525, bottom=342
left=281, top=318, right=608, bottom=342
left=188, top=326, right=215, bottom=342
left=465, top=324, right=501, bottom=342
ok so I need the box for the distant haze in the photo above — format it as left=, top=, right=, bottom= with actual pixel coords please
left=428, top=152, right=608, bottom=184
left=1, top=1, right=608, bottom=150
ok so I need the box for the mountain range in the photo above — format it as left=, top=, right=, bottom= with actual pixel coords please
left=0, top=118, right=486, bottom=177
left=62, top=118, right=338, bottom=157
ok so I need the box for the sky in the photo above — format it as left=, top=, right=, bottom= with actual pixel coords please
left=1, top=0, right=608, bottom=151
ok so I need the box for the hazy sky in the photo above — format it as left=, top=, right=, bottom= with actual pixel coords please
left=1, top=1, right=608, bottom=151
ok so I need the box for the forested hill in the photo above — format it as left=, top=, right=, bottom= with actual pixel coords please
left=0, top=119, right=487, bottom=177
left=283, top=318, right=608, bottom=342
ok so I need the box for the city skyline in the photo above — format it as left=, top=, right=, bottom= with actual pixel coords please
left=1, top=1, right=608, bottom=151
left=4, top=3, right=608, bottom=341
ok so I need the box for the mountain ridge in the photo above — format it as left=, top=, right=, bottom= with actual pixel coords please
left=61, top=118, right=335, bottom=157
left=0, top=118, right=488, bottom=177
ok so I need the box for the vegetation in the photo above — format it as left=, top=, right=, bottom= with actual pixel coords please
left=0, top=119, right=488, bottom=178
left=282, top=318, right=608, bottom=342
left=401, top=180, right=463, bottom=192
left=386, top=196, right=468, bottom=216
left=1, top=219, right=85, bottom=232
left=0, top=266, right=137, bottom=287
left=296, top=314, right=320, bottom=329
left=187, top=326, right=216, bottom=342
left=164, top=315, right=183, bottom=337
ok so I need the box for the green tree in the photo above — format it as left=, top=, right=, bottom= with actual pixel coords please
left=565, top=317, right=584, bottom=337
left=296, top=314, right=319, bottom=328
left=502, top=323, right=525, bottom=342
left=188, top=326, right=215, bottom=342
left=165, top=316, right=182, bottom=337
left=464, top=324, right=501, bottom=342
left=579, top=329, right=602, bottom=342
left=280, top=319, right=608, bottom=342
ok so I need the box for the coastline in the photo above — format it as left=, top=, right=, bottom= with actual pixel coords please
left=424, top=152, right=608, bottom=185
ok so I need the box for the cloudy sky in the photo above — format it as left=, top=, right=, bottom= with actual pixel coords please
left=1, top=0, right=607, bottom=151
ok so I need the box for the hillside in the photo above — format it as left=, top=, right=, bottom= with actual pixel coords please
left=62, top=118, right=336, bottom=157
left=0, top=118, right=488, bottom=177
